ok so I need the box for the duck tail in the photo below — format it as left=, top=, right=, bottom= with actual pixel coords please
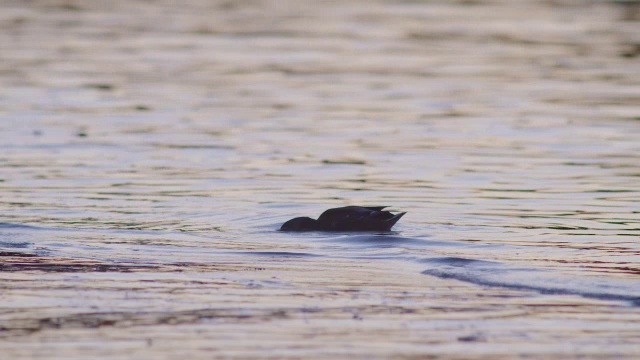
left=385, top=212, right=406, bottom=228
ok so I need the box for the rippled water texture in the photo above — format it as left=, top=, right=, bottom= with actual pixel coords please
left=1, top=0, right=640, bottom=358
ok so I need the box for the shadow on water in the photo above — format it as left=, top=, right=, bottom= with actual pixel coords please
left=324, top=234, right=437, bottom=245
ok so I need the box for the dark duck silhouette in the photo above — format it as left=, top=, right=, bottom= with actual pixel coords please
left=280, top=206, right=406, bottom=232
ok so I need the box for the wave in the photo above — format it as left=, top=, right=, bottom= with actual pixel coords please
left=420, top=256, right=640, bottom=305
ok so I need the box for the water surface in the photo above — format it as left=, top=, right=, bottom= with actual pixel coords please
left=1, top=0, right=640, bottom=359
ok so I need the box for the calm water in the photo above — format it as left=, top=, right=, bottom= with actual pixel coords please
left=1, top=0, right=640, bottom=358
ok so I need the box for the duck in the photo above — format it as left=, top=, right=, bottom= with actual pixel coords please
left=280, top=206, right=406, bottom=232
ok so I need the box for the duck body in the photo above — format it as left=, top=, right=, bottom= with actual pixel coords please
left=280, top=206, right=406, bottom=232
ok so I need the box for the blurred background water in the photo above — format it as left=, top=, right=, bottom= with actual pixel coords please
left=1, top=0, right=639, bottom=358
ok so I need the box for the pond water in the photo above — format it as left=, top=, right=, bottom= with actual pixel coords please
left=1, top=0, right=639, bottom=358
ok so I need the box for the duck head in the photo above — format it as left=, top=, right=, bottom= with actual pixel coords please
left=279, top=217, right=319, bottom=231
